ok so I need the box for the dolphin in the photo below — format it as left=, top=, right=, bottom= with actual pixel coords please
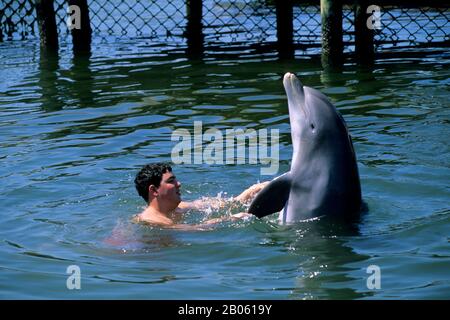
left=248, top=72, right=362, bottom=223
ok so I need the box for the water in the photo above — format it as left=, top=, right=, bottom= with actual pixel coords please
left=0, top=37, right=449, bottom=299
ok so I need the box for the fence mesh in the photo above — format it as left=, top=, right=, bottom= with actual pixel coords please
left=0, top=0, right=36, bottom=40
left=0, top=0, right=448, bottom=53
left=203, top=0, right=276, bottom=44
left=378, top=7, right=449, bottom=48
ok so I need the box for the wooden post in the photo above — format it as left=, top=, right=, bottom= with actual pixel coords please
left=6, top=16, right=14, bottom=39
left=68, top=0, right=92, bottom=55
left=0, top=8, right=3, bottom=42
left=186, top=0, right=204, bottom=57
left=275, top=0, right=294, bottom=59
left=354, top=0, right=374, bottom=65
left=321, top=0, right=343, bottom=68
left=35, top=0, right=59, bottom=51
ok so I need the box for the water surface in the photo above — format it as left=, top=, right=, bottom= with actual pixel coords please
left=0, top=38, right=449, bottom=299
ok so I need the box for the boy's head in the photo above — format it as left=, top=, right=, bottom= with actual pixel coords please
left=135, top=163, right=181, bottom=206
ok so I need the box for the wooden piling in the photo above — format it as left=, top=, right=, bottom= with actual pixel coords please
left=321, top=0, right=343, bottom=67
left=186, top=0, right=204, bottom=56
left=354, top=0, right=375, bottom=64
left=0, top=8, right=3, bottom=42
left=35, top=0, right=59, bottom=51
left=69, top=0, right=92, bottom=55
left=275, top=0, right=294, bottom=59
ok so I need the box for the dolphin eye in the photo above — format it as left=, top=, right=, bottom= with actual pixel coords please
left=310, top=123, right=315, bottom=130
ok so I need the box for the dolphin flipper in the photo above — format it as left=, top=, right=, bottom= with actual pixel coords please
left=248, top=172, right=291, bottom=218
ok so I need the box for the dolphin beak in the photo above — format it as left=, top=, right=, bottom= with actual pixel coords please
left=283, top=72, right=306, bottom=119
left=283, top=72, right=303, bottom=96
left=283, top=72, right=294, bottom=85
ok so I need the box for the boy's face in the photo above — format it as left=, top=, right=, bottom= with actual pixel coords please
left=155, top=171, right=181, bottom=205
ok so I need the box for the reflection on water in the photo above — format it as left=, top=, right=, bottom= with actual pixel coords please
left=255, top=217, right=372, bottom=299
left=0, top=38, right=449, bottom=299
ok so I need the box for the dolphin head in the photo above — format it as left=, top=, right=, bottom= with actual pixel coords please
left=283, top=72, right=350, bottom=157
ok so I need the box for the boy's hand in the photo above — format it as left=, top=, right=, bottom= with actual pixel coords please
left=235, top=181, right=270, bottom=203
left=231, top=212, right=254, bottom=220
left=202, top=212, right=254, bottom=226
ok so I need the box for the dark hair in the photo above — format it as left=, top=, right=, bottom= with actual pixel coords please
left=134, top=163, right=172, bottom=203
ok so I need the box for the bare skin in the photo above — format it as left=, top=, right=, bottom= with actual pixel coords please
left=132, top=171, right=269, bottom=230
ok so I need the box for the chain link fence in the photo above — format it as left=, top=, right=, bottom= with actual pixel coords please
left=378, top=7, right=449, bottom=48
left=0, top=0, right=448, bottom=54
left=0, top=0, right=36, bottom=40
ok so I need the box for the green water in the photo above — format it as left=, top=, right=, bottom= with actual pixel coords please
left=0, top=38, right=449, bottom=299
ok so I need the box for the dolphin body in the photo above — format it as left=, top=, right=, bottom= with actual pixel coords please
left=249, top=72, right=362, bottom=223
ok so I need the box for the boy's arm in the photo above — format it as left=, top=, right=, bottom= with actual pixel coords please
left=201, top=212, right=253, bottom=224
left=169, top=212, right=254, bottom=231
left=177, top=181, right=269, bottom=212
left=177, top=199, right=212, bottom=211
